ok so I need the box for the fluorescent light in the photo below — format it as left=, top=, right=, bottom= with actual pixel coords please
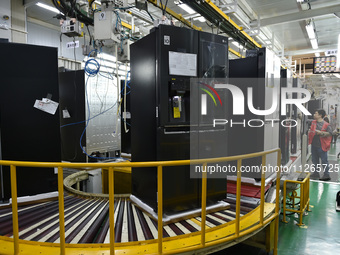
left=305, top=23, right=316, bottom=40
left=306, top=22, right=318, bottom=49
left=337, top=34, right=340, bottom=69
left=178, top=4, right=195, bottom=14
left=231, top=41, right=244, bottom=49
left=193, top=16, right=206, bottom=22
left=36, top=2, right=60, bottom=14
left=310, top=38, right=318, bottom=49
left=315, top=52, right=320, bottom=57
left=296, top=0, right=305, bottom=2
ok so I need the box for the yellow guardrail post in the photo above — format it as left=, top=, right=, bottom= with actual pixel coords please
left=201, top=163, right=207, bottom=247
left=57, top=166, right=66, bottom=255
left=307, top=176, right=310, bottom=211
left=260, top=155, right=266, bottom=225
left=282, top=180, right=288, bottom=223
left=282, top=172, right=310, bottom=226
left=235, top=159, right=242, bottom=237
left=273, top=151, right=281, bottom=255
left=109, top=167, right=115, bottom=254
left=157, top=165, right=163, bottom=254
left=10, top=165, right=19, bottom=255
left=298, top=182, right=304, bottom=226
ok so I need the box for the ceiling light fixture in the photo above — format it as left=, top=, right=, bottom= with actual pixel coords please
left=337, top=34, right=340, bottom=69
left=36, top=2, right=60, bottom=14
left=310, top=38, right=318, bottom=50
left=178, top=3, right=196, bottom=14
left=306, top=21, right=318, bottom=49
left=306, top=22, right=316, bottom=40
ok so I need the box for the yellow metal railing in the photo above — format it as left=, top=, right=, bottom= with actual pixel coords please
left=282, top=173, right=311, bottom=226
left=0, top=148, right=281, bottom=255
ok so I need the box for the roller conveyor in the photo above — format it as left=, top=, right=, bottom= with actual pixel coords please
left=0, top=193, right=258, bottom=244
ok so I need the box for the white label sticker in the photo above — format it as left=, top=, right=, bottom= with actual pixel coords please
left=34, top=98, right=59, bottom=115
left=164, top=35, right=170, bottom=45
left=66, top=41, right=79, bottom=49
left=99, top=12, right=106, bottom=20
left=169, top=51, right=197, bottom=76
left=122, top=112, right=131, bottom=119
left=62, top=109, right=71, bottom=118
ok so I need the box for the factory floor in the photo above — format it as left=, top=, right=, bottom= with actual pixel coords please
left=214, top=141, right=340, bottom=255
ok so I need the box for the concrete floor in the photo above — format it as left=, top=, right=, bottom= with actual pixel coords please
left=214, top=141, right=340, bottom=254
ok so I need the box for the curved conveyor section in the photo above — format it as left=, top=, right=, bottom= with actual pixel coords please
left=0, top=193, right=276, bottom=254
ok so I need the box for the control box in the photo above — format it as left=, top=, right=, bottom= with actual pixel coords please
left=61, top=19, right=82, bottom=37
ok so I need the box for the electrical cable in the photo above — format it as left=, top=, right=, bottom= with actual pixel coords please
left=146, top=10, right=155, bottom=21
left=123, top=67, right=130, bottom=133
left=159, top=0, right=164, bottom=14
left=89, top=0, right=95, bottom=11
left=51, top=0, right=66, bottom=15
left=164, top=0, right=169, bottom=15
left=56, top=0, right=94, bottom=25
left=86, top=25, right=92, bottom=45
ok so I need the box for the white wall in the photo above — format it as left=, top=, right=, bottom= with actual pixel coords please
left=0, top=0, right=11, bottom=41
left=27, top=21, right=87, bottom=61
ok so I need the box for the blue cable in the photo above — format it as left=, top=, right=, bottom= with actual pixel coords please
left=60, top=103, right=118, bottom=128
left=84, top=58, right=100, bottom=77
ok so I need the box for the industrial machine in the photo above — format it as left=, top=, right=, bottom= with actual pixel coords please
left=0, top=42, right=61, bottom=201
left=228, top=47, right=281, bottom=180
left=130, top=25, right=229, bottom=219
left=59, top=70, right=120, bottom=162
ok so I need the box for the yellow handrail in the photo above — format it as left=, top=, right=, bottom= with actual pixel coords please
left=201, top=163, right=207, bottom=247
left=1, top=148, right=281, bottom=255
left=282, top=173, right=311, bottom=226
left=109, top=166, right=115, bottom=254
left=235, top=159, right=242, bottom=237
left=157, top=165, right=163, bottom=254
left=10, top=165, right=19, bottom=255
left=57, top=167, right=66, bottom=255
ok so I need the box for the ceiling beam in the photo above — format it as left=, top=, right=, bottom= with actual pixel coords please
left=260, top=4, right=340, bottom=27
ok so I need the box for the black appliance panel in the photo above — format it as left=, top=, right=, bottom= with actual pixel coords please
left=0, top=43, right=61, bottom=201
left=120, top=80, right=131, bottom=154
left=59, top=70, right=86, bottom=162
left=199, top=31, right=229, bottom=78
left=228, top=48, right=269, bottom=179
left=158, top=25, right=198, bottom=127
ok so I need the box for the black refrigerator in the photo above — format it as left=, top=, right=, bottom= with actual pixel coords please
left=130, top=25, right=229, bottom=217
left=0, top=43, right=61, bottom=201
